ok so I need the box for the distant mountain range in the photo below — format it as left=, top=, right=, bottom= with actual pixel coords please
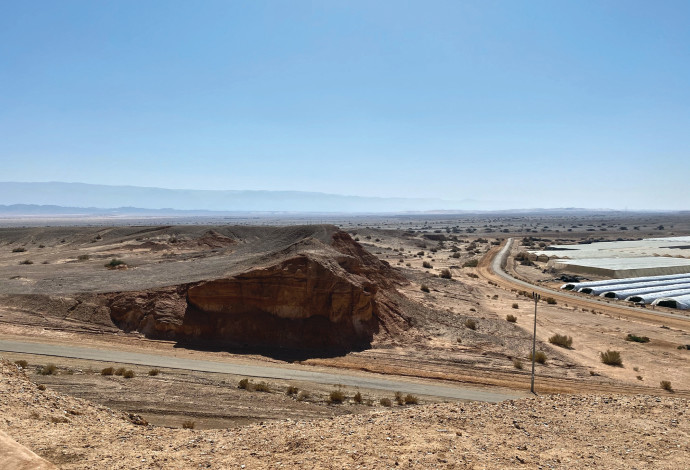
left=0, top=182, right=476, bottom=213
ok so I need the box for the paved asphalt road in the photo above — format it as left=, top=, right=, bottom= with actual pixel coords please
left=0, top=339, right=520, bottom=403
left=492, top=239, right=690, bottom=322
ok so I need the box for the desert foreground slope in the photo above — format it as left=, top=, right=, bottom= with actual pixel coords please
left=1, top=360, right=688, bottom=469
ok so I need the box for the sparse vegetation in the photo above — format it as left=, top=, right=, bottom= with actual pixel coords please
left=50, top=416, right=70, bottom=424
left=462, top=259, right=478, bottom=268
left=123, top=369, right=135, bottom=379
left=545, top=297, right=557, bottom=305
left=464, top=319, right=477, bottom=330
left=148, top=369, right=160, bottom=376
left=353, top=391, right=363, bottom=404
left=600, top=350, right=623, bottom=367
left=404, top=394, right=419, bottom=405
left=297, top=391, right=310, bottom=401
left=19, top=259, right=33, bottom=265
left=286, top=386, right=299, bottom=396
left=238, top=378, right=250, bottom=390
left=506, top=314, right=517, bottom=323
left=254, top=382, right=270, bottom=392
left=420, top=284, right=430, bottom=293
left=467, top=272, right=478, bottom=279
left=422, top=261, right=433, bottom=269
left=77, top=254, right=90, bottom=261
left=512, top=358, right=523, bottom=369
left=182, top=420, right=195, bottom=429
left=626, top=334, right=650, bottom=343
left=38, top=364, right=57, bottom=376
left=114, top=367, right=127, bottom=376
left=37, top=384, right=46, bottom=391
left=12, top=247, right=26, bottom=252
left=101, top=367, right=114, bottom=376
left=528, top=351, right=547, bottom=364
left=380, top=397, right=392, bottom=407
left=328, top=390, right=345, bottom=404
left=14, top=360, right=28, bottom=368
left=440, top=268, right=452, bottom=279
left=394, top=391, right=404, bottom=405
left=548, top=333, right=573, bottom=349
left=105, top=258, right=126, bottom=268
left=511, top=303, right=519, bottom=309
left=660, top=380, right=673, bottom=392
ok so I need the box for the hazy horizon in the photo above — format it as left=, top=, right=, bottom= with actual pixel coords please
left=2, top=1, right=689, bottom=210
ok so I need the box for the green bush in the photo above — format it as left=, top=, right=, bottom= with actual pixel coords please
left=600, top=350, right=623, bottom=366
left=626, top=334, right=650, bottom=343
left=548, top=334, right=573, bottom=349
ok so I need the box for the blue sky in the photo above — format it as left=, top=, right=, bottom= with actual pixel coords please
left=1, top=1, right=688, bottom=210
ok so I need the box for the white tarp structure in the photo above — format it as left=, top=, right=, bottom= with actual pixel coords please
left=561, top=273, right=690, bottom=291
left=651, top=293, right=690, bottom=310
left=598, top=281, right=690, bottom=299
left=626, top=288, right=690, bottom=304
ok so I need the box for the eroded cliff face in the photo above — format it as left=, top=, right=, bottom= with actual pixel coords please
left=106, top=232, right=409, bottom=351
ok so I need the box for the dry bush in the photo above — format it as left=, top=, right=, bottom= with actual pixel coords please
left=37, top=384, right=46, bottom=391
left=238, top=378, right=251, bottom=390
left=464, top=319, right=477, bottom=330
left=123, top=370, right=135, bottom=379
left=548, top=334, right=573, bottom=349
left=77, top=254, right=90, bottom=261
left=404, top=394, right=419, bottom=405
left=626, top=334, right=650, bottom=343
left=148, top=369, right=160, bottom=376
left=254, top=382, right=270, bottom=392
left=328, top=390, right=345, bottom=404
left=101, top=367, right=114, bottom=376
left=182, top=420, right=195, bottom=429
left=463, top=259, right=478, bottom=268
left=600, top=350, right=623, bottom=366
left=422, top=261, right=433, bottom=269
left=660, top=380, right=673, bottom=392
left=105, top=258, right=126, bottom=269
left=512, top=358, right=523, bottom=369
left=50, top=416, right=69, bottom=424
left=511, top=303, right=519, bottom=309
left=545, top=297, right=557, bottom=305
left=394, top=391, right=404, bottom=405
left=420, top=284, right=430, bottom=293
left=286, top=386, right=299, bottom=396
left=467, top=273, right=479, bottom=279
left=440, top=268, right=452, bottom=279
left=14, top=360, right=28, bottom=368
left=353, top=391, right=363, bottom=404
left=114, top=367, right=126, bottom=376
left=297, top=390, right=310, bottom=401
left=506, top=314, right=517, bottom=323
left=12, top=247, right=26, bottom=252
left=38, top=364, right=57, bottom=376
left=528, top=351, right=547, bottom=364
left=380, top=398, right=392, bottom=407
left=19, top=259, right=33, bottom=265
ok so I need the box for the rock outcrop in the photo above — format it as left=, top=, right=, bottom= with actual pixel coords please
left=106, top=231, right=408, bottom=352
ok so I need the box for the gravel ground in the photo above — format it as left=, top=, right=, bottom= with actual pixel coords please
left=1, top=361, right=688, bottom=469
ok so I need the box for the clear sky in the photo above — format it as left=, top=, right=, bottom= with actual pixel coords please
left=1, top=1, right=688, bottom=210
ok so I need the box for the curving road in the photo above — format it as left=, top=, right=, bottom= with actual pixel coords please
left=481, top=239, right=690, bottom=327
left=0, top=339, right=520, bottom=403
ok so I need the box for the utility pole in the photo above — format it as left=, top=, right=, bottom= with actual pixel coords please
left=531, top=291, right=540, bottom=394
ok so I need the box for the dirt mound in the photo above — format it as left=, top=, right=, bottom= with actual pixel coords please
left=106, top=231, right=409, bottom=351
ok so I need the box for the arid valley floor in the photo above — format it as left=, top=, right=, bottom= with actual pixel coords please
left=1, top=212, right=689, bottom=469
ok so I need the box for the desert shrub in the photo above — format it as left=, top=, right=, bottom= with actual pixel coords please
left=380, top=397, right=392, bottom=407
left=600, top=350, right=623, bottom=366
left=440, top=268, right=452, bottom=279
left=238, top=378, right=250, bottom=390
left=548, top=334, right=573, bottom=349
left=328, top=390, right=345, bottom=404
left=511, top=303, right=519, bottom=309
left=506, top=314, right=517, bottom=323
left=37, top=384, right=46, bottom=391
left=467, top=273, right=478, bottom=279
left=417, top=251, right=425, bottom=256
left=50, top=416, right=69, bottom=424
left=451, top=252, right=461, bottom=258
left=420, top=284, right=430, bottom=293
left=297, top=391, right=310, bottom=401
left=463, top=259, right=478, bottom=268
left=637, top=375, right=643, bottom=381
left=123, top=370, right=135, bottom=379
left=422, top=261, right=433, bottom=269
left=101, top=367, right=114, bottom=376
left=38, top=364, right=57, bottom=375
left=105, top=258, right=125, bottom=268
left=353, top=391, right=363, bottom=404
left=19, top=259, right=33, bottom=265
left=148, top=369, right=160, bottom=376
left=394, top=391, right=404, bottom=405
left=77, top=254, right=90, bottom=261
left=404, top=394, right=419, bottom=405
left=660, top=380, right=673, bottom=392
left=14, top=360, right=28, bottom=368
left=545, top=297, right=557, bottom=305
left=512, top=358, right=523, bottom=369
left=286, top=386, right=299, bottom=396
left=182, top=420, right=195, bottom=429
left=114, top=367, right=127, bottom=376
left=464, top=319, right=477, bottom=330
left=528, top=351, right=547, bottom=364
left=12, top=247, right=26, bottom=252
left=254, top=382, right=270, bottom=392
left=626, top=334, right=650, bottom=343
